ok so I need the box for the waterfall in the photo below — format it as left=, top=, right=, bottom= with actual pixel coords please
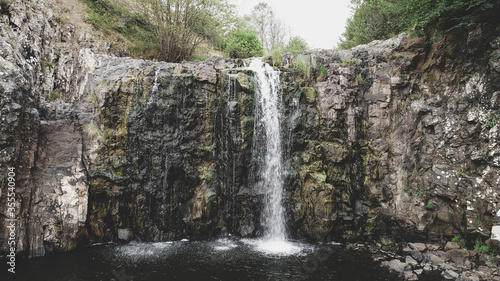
left=152, top=66, right=161, bottom=93
left=249, top=59, right=287, bottom=243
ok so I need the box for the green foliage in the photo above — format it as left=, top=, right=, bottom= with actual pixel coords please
left=474, top=238, right=491, bottom=254
left=81, top=0, right=158, bottom=59
left=286, top=36, right=309, bottom=55
left=82, top=0, right=237, bottom=61
left=417, top=191, right=423, bottom=197
left=487, top=120, right=497, bottom=127
left=403, top=185, right=409, bottom=191
left=355, top=74, right=364, bottom=84
left=41, top=55, right=56, bottom=70
left=224, top=28, right=264, bottom=58
left=339, top=0, right=499, bottom=49
left=426, top=199, right=435, bottom=210
left=49, top=90, right=60, bottom=102
left=451, top=235, right=461, bottom=243
left=319, top=65, right=327, bottom=77
left=295, top=54, right=311, bottom=80
left=270, top=48, right=283, bottom=66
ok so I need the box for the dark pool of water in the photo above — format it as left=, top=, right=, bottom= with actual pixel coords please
left=2, top=239, right=444, bottom=281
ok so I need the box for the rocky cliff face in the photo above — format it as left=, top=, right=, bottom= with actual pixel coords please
left=0, top=0, right=106, bottom=256
left=1, top=0, right=499, bottom=259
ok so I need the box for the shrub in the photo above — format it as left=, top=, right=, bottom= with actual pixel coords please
left=225, top=29, right=264, bottom=58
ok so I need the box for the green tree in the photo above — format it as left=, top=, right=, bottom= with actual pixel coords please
left=285, top=36, right=309, bottom=54
left=224, top=28, right=264, bottom=58
left=339, top=0, right=498, bottom=49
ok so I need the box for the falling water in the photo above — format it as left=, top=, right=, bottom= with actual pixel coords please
left=248, top=59, right=293, bottom=254
left=152, top=66, right=161, bottom=93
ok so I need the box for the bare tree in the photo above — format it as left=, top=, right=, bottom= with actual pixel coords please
left=247, top=2, right=289, bottom=51
left=125, top=0, right=234, bottom=62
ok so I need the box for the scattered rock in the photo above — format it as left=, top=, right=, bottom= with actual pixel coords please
left=382, top=259, right=407, bottom=273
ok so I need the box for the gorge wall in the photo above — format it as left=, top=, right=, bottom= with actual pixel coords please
left=1, top=0, right=500, bottom=258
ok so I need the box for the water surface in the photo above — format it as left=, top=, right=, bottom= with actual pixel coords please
left=4, top=239, right=444, bottom=281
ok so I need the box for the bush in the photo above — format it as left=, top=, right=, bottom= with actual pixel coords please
left=225, top=29, right=264, bottom=58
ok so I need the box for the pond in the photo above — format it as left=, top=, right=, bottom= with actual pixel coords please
left=4, top=238, right=445, bottom=281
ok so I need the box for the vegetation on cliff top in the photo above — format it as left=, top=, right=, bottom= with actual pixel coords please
left=339, top=0, right=499, bottom=49
left=79, top=0, right=309, bottom=62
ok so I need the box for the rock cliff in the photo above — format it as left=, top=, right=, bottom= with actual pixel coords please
left=0, top=0, right=499, bottom=263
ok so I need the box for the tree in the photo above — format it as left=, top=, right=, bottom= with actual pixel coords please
left=126, top=0, right=237, bottom=62
left=285, top=36, right=309, bottom=54
left=339, top=0, right=498, bottom=49
left=224, top=28, right=264, bottom=58
left=246, top=2, right=288, bottom=52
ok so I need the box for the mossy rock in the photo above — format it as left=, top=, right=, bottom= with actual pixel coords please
left=302, top=87, right=317, bottom=104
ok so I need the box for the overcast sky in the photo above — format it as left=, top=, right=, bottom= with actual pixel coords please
left=229, top=0, right=352, bottom=49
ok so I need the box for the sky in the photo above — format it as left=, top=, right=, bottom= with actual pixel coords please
left=229, top=0, right=352, bottom=49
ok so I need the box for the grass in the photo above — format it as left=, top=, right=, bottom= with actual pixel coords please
left=48, top=90, right=60, bottom=102
left=79, top=0, right=159, bottom=59
left=295, top=54, right=311, bottom=80
left=451, top=235, right=461, bottom=243
left=83, top=123, right=104, bottom=140
left=403, top=185, right=409, bottom=191
left=355, top=74, right=364, bottom=84
left=339, top=58, right=356, bottom=66
left=270, top=48, right=283, bottom=66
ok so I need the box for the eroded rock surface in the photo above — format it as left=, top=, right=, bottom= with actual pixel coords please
left=1, top=0, right=499, bottom=264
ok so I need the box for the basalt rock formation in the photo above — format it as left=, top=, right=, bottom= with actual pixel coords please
left=1, top=0, right=499, bottom=266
